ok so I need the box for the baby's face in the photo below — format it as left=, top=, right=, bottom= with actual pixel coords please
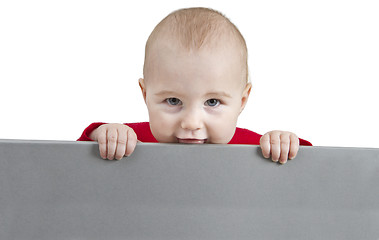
left=140, top=44, right=251, bottom=144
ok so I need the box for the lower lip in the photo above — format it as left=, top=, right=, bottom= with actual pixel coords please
left=178, top=138, right=207, bottom=144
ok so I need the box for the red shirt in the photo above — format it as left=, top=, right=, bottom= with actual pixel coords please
left=77, top=122, right=312, bottom=146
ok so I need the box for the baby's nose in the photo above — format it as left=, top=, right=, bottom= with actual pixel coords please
left=180, top=110, right=204, bottom=131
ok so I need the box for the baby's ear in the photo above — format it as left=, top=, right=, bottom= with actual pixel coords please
left=240, top=82, right=252, bottom=114
left=138, top=78, right=147, bottom=103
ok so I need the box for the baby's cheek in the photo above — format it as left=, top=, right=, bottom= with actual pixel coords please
left=208, top=115, right=237, bottom=143
left=149, top=112, right=177, bottom=142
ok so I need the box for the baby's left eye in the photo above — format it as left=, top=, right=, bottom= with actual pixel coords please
left=205, top=99, right=220, bottom=107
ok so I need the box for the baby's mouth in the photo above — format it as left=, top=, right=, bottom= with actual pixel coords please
left=177, top=138, right=207, bottom=144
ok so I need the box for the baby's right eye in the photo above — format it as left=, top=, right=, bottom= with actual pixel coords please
left=166, top=98, right=182, bottom=106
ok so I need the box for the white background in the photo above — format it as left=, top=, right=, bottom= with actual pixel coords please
left=1, top=0, right=378, bottom=148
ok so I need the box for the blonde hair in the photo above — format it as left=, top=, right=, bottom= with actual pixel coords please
left=143, top=7, right=248, bottom=83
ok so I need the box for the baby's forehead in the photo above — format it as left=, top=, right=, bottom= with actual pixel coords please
left=144, top=40, right=246, bottom=88
left=145, top=48, right=247, bottom=91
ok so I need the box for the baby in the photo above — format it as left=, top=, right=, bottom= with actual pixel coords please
left=78, top=7, right=312, bottom=164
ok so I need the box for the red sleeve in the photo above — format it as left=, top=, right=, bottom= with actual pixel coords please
left=299, top=138, right=312, bottom=146
left=77, top=122, right=106, bottom=141
left=123, top=122, right=158, bottom=143
left=228, top=127, right=312, bottom=146
left=228, top=127, right=262, bottom=144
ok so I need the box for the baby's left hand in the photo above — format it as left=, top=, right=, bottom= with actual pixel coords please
left=260, top=130, right=299, bottom=164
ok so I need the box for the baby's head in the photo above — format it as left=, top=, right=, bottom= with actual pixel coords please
left=139, top=7, right=252, bottom=144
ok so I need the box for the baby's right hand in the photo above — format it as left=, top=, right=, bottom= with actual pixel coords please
left=89, top=123, right=138, bottom=160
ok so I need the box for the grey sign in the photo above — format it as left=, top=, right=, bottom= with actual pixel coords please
left=0, top=139, right=378, bottom=239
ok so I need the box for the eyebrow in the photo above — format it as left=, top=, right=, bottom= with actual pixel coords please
left=154, top=90, right=179, bottom=96
left=205, top=91, right=232, bottom=98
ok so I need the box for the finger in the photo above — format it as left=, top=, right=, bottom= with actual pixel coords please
left=107, top=128, right=118, bottom=160
left=270, top=132, right=281, bottom=162
left=288, top=134, right=300, bottom=160
left=260, top=134, right=271, bottom=159
left=125, top=129, right=137, bottom=157
left=279, top=133, right=290, bottom=164
left=97, top=127, right=108, bottom=159
left=114, top=128, right=127, bottom=160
